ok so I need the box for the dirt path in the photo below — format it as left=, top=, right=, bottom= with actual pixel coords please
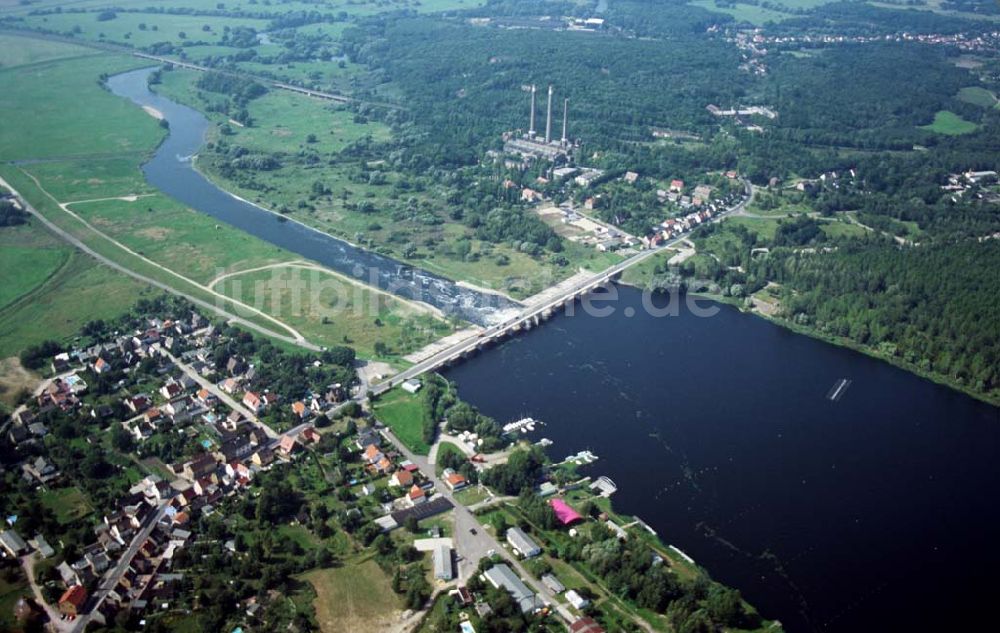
left=22, top=554, right=69, bottom=632
left=207, top=261, right=443, bottom=318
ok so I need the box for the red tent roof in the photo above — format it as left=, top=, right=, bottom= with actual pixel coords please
left=549, top=498, right=583, bottom=526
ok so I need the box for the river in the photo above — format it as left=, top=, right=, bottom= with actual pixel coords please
left=105, top=67, right=520, bottom=326
left=442, top=286, right=1000, bottom=632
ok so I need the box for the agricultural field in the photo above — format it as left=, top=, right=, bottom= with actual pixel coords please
left=920, top=110, right=978, bottom=135
left=303, top=557, right=404, bottom=633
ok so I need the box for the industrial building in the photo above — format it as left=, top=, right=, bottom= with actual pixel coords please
left=483, top=563, right=542, bottom=613
left=433, top=544, right=453, bottom=580
left=506, top=526, right=542, bottom=558
left=503, top=84, right=573, bottom=161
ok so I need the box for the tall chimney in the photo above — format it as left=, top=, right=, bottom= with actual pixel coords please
left=561, top=98, right=568, bottom=145
left=545, top=85, right=553, bottom=144
left=528, top=85, right=536, bottom=137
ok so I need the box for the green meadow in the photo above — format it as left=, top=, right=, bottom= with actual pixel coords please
left=0, top=49, right=164, bottom=161
left=18, top=12, right=269, bottom=48
left=957, top=86, right=998, bottom=108
left=920, top=110, right=978, bottom=135
left=214, top=265, right=452, bottom=359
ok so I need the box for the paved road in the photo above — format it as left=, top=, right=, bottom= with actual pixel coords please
left=161, top=348, right=279, bottom=441
left=0, top=176, right=320, bottom=352
left=21, top=553, right=71, bottom=633
left=69, top=502, right=170, bottom=633
left=380, top=428, right=577, bottom=624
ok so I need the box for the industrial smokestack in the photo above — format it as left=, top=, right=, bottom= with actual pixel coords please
left=561, top=98, right=568, bottom=145
left=528, top=85, right=536, bottom=137
left=545, top=85, right=553, bottom=144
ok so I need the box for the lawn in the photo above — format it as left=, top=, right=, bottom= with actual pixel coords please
left=214, top=264, right=452, bottom=359
left=303, top=557, right=403, bottom=633
left=434, top=441, right=465, bottom=475
left=0, top=570, right=30, bottom=633
left=920, top=110, right=978, bottom=135
left=372, top=388, right=430, bottom=454
left=957, top=86, right=997, bottom=108
left=40, top=486, right=94, bottom=524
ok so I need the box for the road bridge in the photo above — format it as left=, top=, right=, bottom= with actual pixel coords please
left=370, top=178, right=753, bottom=395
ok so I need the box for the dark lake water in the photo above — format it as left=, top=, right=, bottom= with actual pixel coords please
left=443, top=286, right=1000, bottom=632
left=105, top=67, right=519, bottom=326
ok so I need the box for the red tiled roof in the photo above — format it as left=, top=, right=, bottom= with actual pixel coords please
left=59, top=585, right=88, bottom=608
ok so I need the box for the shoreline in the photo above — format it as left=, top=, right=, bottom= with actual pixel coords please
left=618, top=277, right=1000, bottom=408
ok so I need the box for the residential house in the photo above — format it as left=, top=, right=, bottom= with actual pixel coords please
left=0, top=530, right=28, bottom=557
left=22, top=456, right=60, bottom=484
left=407, top=485, right=427, bottom=507
left=251, top=447, right=275, bottom=468
left=300, top=427, right=321, bottom=444
left=125, top=395, right=151, bottom=414
left=363, top=444, right=384, bottom=464
left=291, top=401, right=309, bottom=420
left=570, top=616, right=606, bottom=633
left=242, top=391, right=263, bottom=414
left=278, top=435, right=300, bottom=457
left=443, top=469, right=467, bottom=492
left=59, top=585, right=88, bottom=617
left=389, top=470, right=414, bottom=488
left=160, top=382, right=183, bottom=400
left=182, top=454, right=217, bottom=481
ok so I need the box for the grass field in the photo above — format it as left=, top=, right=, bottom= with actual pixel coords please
left=434, top=441, right=465, bottom=475
left=0, top=32, right=95, bottom=68
left=0, top=220, right=153, bottom=358
left=66, top=193, right=292, bottom=284
left=214, top=264, right=452, bottom=358
left=920, top=110, right=978, bottom=135
left=372, top=387, right=430, bottom=454
left=0, top=49, right=163, bottom=161
left=40, top=485, right=94, bottom=523
left=957, top=86, right=998, bottom=108
left=20, top=157, right=154, bottom=201
left=0, top=570, right=30, bottom=633
left=0, top=231, right=69, bottom=310
left=303, top=557, right=403, bottom=633
left=19, top=12, right=270, bottom=48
